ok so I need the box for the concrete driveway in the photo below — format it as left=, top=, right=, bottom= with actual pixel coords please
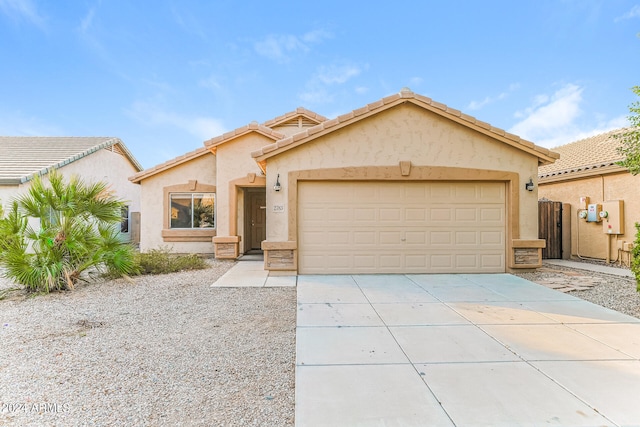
left=295, top=274, right=640, bottom=426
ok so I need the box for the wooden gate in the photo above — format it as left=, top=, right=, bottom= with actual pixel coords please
left=538, top=200, right=562, bottom=259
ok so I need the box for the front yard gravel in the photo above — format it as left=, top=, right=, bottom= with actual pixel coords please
left=0, top=260, right=296, bottom=427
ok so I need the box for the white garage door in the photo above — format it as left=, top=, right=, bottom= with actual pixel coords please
left=298, top=181, right=505, bottom=274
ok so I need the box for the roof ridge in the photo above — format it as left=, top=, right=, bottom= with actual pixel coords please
left=262, top=107, right=328, bottom=128
left=203, top=122, right=285, bottom=150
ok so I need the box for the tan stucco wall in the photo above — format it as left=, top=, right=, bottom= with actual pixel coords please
left=264, top=103, right=541, bottom=243
left=0, top=148, right=140, bottom=240
left=137, top=153, right=216, bottom=253
left=215, top=133, right=272, bottom=251
left=539, top=172, right=640, bottom=260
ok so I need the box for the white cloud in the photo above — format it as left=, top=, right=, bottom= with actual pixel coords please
left=537, top=115, right=629, bottom=148
left=126, top=101, right=225, bottom=140
left=467, top=83, right=520, bottom=111
left=254, top=29, right=332, bottom=62
left=508, top=83, right=629, bottom=148
left=198, top=75, right=222, bottom=91
left=615, top=5, right=640, bottom=22
left=355, top=86, right=369, bottom=95
left=509, top=84, right=583, bottom=141
left=316, top=64, right=362, bottom=85
left=254, top=34, right=306, bottom=62
left=409, top=77, right=424, bottom=87
left=0, top=0, right=45, bottom=28
left=79, top=4, right=97, bottom=34
left=301, top=29, right=332, bottom=44
left=0, top=110, right=63, bottom=135
left=299, top=88, right=333, bottom=105
left=298, top=62, right=366, bottom=105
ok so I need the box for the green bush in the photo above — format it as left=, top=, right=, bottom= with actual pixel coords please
left=0, top=171, right=139, bottom=293
left=135, top=247, right=208, bottom=275
left=631, top=223, right=640, bottom=292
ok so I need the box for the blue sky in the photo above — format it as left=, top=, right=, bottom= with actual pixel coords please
left=1, top=1, right=639, bottom=169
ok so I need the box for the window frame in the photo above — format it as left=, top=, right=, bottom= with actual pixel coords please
left=169, top=192, right=216, bottom=230
left=162, top=181, right=217, bottom=242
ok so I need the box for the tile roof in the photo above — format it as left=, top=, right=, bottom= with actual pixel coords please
left=251, top=88, right=560, bottom=165
left=0, top=136, right=142, bottom=185
left=538, top=128, right=627, bottom=180
left=132, top=121, right=287, bottom=183
left=129, top=146, right=212, bottom=183
left=203, top=121, right=284, bottom=153
left=261, top=107, right=327, bottom=128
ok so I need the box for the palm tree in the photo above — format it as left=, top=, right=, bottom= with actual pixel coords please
left=0, top=170, right=138, bottom=293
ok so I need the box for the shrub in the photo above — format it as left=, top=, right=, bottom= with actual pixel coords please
left=135, top=247, right=208, bottom=275
left=0, top=171, right=139, bottom=293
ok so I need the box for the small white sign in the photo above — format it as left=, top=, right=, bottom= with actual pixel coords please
left=273, top=205, right=285, bottom=213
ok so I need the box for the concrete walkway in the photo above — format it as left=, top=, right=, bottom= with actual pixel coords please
left=211, top=260, right=297, bottom=287
left=295, top=274, right=640, bottom=426
left=545, top=259, right=634, bottom=278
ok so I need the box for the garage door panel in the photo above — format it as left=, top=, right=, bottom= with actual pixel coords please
left=405, top=255, right=427, bottom=268
left=430, top=231, right=453, bottom=245
left=454, top=208, right=477, bottom=221
left=354, top=255, right=376, bottom=268
left=354, top=208, right=376, bottom=221
left=431, top=254, right=454, bottom=269
left=405, top=208, right=427, bottom=221
left=298, top=182, right=505, bottom=274
left=405, top=231, right=426, bottom=244
left=455, top=231, right=478, bottom=245
left=354, top=231, right=376, bottom=245
left=327, top=231, right=350, bottom=244
left=481, top=231, right=504, bottom=245
left=456, top=254, right=479, bottom=268
left=482, top=254, right=505, bottom=268
left=480, top=207, right=503, bottom=221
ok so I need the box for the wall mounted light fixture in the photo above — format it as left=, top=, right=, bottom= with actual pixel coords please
left=525, top=178, right=535, bottom=192
left=273, top=174, right=281, bottom=192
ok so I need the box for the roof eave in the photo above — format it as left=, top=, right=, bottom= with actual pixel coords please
left=252, top=95, right=559, bottom=165
left=0, top=178, right=22, bottom=185
left=539, top=163, right=628, bottom=184
left=129, top=147, right=213, bottom=184
left=204, top=123, right=284, bottom=154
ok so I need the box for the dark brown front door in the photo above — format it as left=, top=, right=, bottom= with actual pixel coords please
left=246, top=189, right=266, bottom=251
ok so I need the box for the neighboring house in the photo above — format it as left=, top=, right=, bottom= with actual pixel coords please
left=130, top=88, right=558, bottom=274
left=0, top=136, right=143, bottom=242
left=538, top=129, right=638, bottom=263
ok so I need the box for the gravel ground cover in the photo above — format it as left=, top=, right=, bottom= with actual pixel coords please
left=0, top=260, right=296, bottom=427
left=514, top=261, right=640, bottom=319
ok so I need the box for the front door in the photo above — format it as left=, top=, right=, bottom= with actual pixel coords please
left=245, top=189, right=266, bottom=252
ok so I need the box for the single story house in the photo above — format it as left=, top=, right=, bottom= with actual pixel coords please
left=130, top=88, right=559, bottom=274
left=0, top=136, right=143, bottom=242
left=538, top=129, right=638, bottom=264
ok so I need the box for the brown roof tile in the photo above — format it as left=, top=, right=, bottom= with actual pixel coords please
left=538, top=129, right=626, bottom=179
left=0, top=136, right=142, bottom=184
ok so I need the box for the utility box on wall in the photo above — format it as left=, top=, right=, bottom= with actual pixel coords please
left=601, top=200, right=624, bottom=234
left=586, top=203, right=602, bottom=222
